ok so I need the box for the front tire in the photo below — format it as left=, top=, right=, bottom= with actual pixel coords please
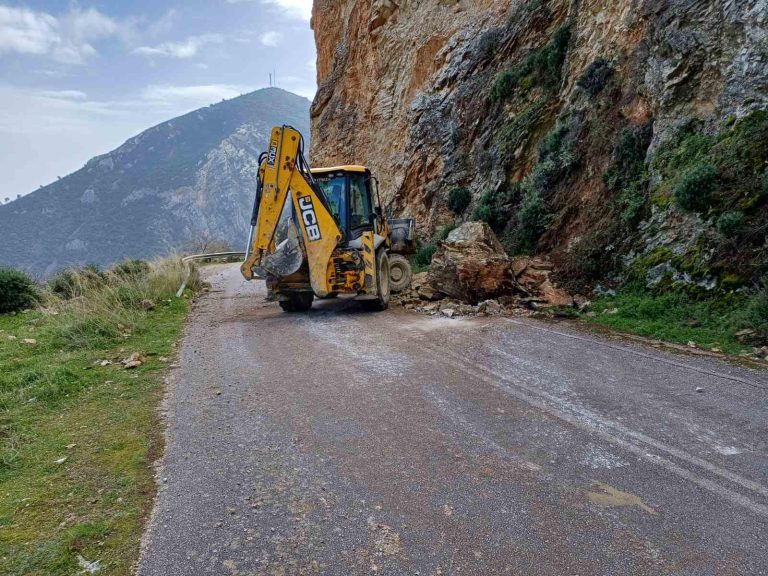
left=279, top=292, right=314, bottom=312
left=388, top=254, right=413, bottom=293
left=361, top=250, right=390, bottom=311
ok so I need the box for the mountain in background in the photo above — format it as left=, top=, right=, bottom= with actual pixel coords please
left=0, top=87, right=310, bottom=276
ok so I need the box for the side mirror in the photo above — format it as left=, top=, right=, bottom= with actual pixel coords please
left=368, top=212, right=377, bottom=225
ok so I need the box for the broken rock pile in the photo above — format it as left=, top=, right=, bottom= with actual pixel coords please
left=396, top=222, right=576, bottom=316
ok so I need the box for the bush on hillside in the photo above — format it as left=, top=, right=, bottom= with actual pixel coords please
left=577, top=58, right=613, bottom=97
left=673, top=163, right=718, bottom=212
left=490, top=25, right=571, bottom=101
left=763, top=168, right=768, bottom=196
left=47, top=269, right=80, bottom=300
left=414, top=244, right=437, bottom=270
left=447, top=187, right=472, bottom=215
left=717, top=211, right=745, bottom=238
left=514, top=188, right=549, bottom=254
left=48, top=265, right=105, bottom=300
left=731, top=281, right=768, bottom=344
left=0, top=267, right=38, bottom=313
left=111, top=259, right=150, bottom=277
left=476, top=28, right=502, bottom=61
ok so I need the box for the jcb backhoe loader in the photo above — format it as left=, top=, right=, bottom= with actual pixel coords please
left=240, top=125, right=414, bottom=312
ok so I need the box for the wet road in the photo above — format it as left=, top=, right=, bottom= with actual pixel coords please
left=139, top=264, right=768, bottom=575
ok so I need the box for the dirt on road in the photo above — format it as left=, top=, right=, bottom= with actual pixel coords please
left=139, top=264, right=768, bottom=575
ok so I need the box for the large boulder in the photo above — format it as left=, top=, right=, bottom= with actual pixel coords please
left=426, top=222, right=518, bottom=303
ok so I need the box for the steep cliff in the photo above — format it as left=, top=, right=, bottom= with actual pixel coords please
left=0, top=88, right=310, bottom=275
left=311, top=0, right=768, bottom=292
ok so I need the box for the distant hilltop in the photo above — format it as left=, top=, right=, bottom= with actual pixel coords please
left=0, top=87, right=310, bottom=276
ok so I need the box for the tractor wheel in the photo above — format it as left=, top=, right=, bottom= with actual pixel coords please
left=388, top=254, right=413, bottom=293
left=279, top=292, right=314, bottom=312
left=361, top=249, right=390, bottom=311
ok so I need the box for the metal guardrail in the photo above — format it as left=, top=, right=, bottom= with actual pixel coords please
left=176, top=252, right=246, bottom=297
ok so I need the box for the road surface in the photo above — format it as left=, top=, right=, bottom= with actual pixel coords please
left=139, top=264, right=768, bottom=575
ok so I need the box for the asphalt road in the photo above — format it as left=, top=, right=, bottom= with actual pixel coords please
left=139, top=264, right=768, bottom=575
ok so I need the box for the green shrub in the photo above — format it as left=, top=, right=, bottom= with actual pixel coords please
left=577, top=58, right=613, bottom=97
left=514, top=188, right=548, bottom=254
left=0, top=267, right=38, bottom=313
left=603, top=124, right=652, bottom=226
left=47, top=269, right=80, bottom=299
left=414, top=244, right=437, bottom=269
left=471, top=186, right=519, bottom=232
left=538, top=123, right=568, bottom=159
left=111, top=258, right=150, bottom=277
left=491, top=71, right=516, bottom=101
left=731, top=283, right=768, bottom=344
left=490, top=25, right=571, bottom=101
left=525, top=0, right=546, bottom=12
left=477, top=28, right=501, bottom=60
left=413, top=225, right=458, bottom=271
left=472, top=200, right=493, bottom=224
left=763, top=168, right=768, bottom=196
left=717, top=211, right=745, bottom=238
left=673, top=163, right=719, bottom=212
left=652, top=121, right=714, bottom=176
left=536, top=26, right=571, bottom=90
left=437, top=224, right=457, bottom=241
left=47, top=264, right=107, bottom=299
left=447, top=187, right=472, bottom=214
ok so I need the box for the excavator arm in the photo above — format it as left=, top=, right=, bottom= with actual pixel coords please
left=241, top=126, right=342, bottom=297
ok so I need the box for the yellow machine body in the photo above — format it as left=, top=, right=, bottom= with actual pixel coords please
left=241, top=125, right=396, bottom=311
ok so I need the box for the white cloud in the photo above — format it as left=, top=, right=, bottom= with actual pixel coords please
left=0, top=5, right=129, bottom=65
left=36, top=89, right=88, bottom=101
left=0, top=6, right=57, bottom=56
left=133, top=33, right=224, bottom=59
left=259, top=31, right=282, bottom=47
left=272, top=74, right=315, bottom=100
left=264, top=0, right=313, bottom=21
left=226, top=0, right=312, bottom=21
left=140, top=84, right=251, bottom=107
left=147, top=9, right=178, bottom=38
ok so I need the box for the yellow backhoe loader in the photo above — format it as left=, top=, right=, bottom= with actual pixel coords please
left=240, top=125, right=415, bottom=312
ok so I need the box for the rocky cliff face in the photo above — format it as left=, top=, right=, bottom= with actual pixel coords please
left=0, top=88, right=310, bottom=276
left=311, top=0, right=768, bottom=292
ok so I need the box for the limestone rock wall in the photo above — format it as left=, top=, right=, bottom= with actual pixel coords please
left=311, top=0, right=768, bottom=289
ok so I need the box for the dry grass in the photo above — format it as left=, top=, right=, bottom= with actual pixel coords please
left=42, top=256, right=202, bottom=350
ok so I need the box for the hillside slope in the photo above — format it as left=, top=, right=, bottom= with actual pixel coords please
left=0, top=87, right=310, bottom=276
left=310, top=0, right=768, bottom=293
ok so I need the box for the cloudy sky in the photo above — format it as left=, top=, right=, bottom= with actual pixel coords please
left=0, top=0, right=316, bottom=201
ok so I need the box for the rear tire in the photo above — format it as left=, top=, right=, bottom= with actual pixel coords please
left=388, top=254, right=413, bottom=293
left=279, top=292, right=314, bottom=312
left=361, top=250, right=390, bottom=311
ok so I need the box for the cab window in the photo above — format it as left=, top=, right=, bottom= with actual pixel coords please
left=349, top=174, right=372, bottom=230
left=315, top=173, right=346, bottom=226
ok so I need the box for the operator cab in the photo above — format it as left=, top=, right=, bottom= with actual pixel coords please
left=311, top=166, right=378, bottom=243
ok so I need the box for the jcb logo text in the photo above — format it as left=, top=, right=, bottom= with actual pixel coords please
left=299, top=196, right=322, bottom=242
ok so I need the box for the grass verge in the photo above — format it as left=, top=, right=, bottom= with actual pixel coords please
left=582, top=289, right=766, bottom=355
left=0, top=257, right=197, bottom=575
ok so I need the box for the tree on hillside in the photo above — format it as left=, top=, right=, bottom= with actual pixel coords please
left=185, top=229, right=233, bottom=255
